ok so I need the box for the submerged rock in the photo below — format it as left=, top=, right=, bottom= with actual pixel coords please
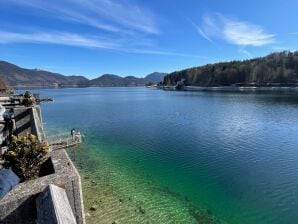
left=188, top=206, right=218, bottom=224
left=184, top=196, right=189, bottom=201
left=206, top=208, right=213, bottom=215
left=138, top=206, right=146, bottom=214
left=90, top=205, right=97, bottom=211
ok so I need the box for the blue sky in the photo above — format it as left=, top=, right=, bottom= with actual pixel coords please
left=0, top=0, right=298, bottom=78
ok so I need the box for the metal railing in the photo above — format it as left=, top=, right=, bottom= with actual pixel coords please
left=47, top=133, right=82, bottom=151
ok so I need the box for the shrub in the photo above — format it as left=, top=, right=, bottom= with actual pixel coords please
left=22, top=91, right=35, bottom=107
left=146, top=81, right=154, bottom=86
left=2, top=133, right=50, bottom=181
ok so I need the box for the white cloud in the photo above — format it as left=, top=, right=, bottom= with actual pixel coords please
left=197, top=28, right=213, bottom=43
left=0, top=31, right=119, bottom=49
left=238, top=48, right=252, bottom=57
left=4, top=0, right=159, bottom=35
left=223, top=20, right=275, bottom=46
left=0, top=1, right=209, bottom=58
left=0, top=30, right=204, bottom=58
left=189, top=19, right=213, bottom=44
left=198, top=14, right=276, bottom=47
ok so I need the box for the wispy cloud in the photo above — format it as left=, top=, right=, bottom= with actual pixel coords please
left=124, top=48, right=208, bottom=58
left=4, top=0, right=159, bottom=35
left=223, top=19, right=275, bottom=46
left=197, top=28, right=213, bottom=43
left=0, top=1, right=208, bottom=58
left=0, top=30, right=204, bottom=58
left=238, top=48, right=252, bottom=57
left=198, top=14, right=276, bottom=47
left=0, top=31, right=119, bottom=49
left=188, top=19, right=213, bottom=43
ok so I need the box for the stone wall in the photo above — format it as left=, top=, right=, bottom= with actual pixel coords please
left=0, top=149, right=85, bottom=224
left=0, top=103, right=85, bottom=224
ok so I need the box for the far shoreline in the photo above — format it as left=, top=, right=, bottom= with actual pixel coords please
left=11, top=85, right=298, bottom=93
left=12, top=85, right=147, bottom=90
left=158, top=85, right=298, bottom=92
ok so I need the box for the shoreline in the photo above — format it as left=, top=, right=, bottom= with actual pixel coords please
left=11, top=86, right=147, bottom=90
left=159, top=85, right=298, bottom=92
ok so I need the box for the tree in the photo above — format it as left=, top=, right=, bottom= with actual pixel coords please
left=22, top=91, right=36, bottom=107
left=161, top=51, right=298, bottom=87
left=146, top=81, right=154, bottom=86
left=2, top=133, right=50, bottom=181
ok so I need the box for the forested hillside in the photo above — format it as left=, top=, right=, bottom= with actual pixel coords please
left=163, top=51, right=298, bottom=87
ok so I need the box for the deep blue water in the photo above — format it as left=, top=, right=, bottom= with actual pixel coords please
left=29, top=87, right=298, bottom=224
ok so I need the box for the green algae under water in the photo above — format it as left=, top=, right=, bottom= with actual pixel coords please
left=37, top=87, right=298, bottom=224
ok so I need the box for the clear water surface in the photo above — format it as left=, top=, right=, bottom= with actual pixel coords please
left=30, top=87, right=298, bottom=224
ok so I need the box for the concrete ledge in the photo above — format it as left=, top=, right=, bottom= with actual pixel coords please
left=0, top=150, right=85, bottom=224
left=36, top=184, right=77, bottom=224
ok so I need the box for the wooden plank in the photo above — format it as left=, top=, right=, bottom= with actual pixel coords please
left=36, top=184, right=77, bottom=224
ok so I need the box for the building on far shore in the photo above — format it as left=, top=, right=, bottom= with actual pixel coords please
left=0, top=76, right=7, bottom=93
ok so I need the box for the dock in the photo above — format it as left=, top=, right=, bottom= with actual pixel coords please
left=49, top=135, right=82, bottom=151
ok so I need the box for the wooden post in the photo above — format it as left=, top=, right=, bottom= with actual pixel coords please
left=36, top=184, right=77, bottom=224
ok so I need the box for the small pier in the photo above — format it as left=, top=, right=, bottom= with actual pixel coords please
left=49, top=135, right=82, bottom=151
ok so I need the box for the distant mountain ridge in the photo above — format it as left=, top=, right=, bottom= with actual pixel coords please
left=0, top=61, right=166, bottom=87
left=0, top=61, right=88, bottom=87
left=88, top=73, right=166, bottom=87
left=145, top=72, right=167, bottom=83
left=89, top=74, right=146, bottom=87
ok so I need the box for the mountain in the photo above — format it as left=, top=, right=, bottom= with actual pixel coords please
left=145, top=72, right=167, bottom=83
left=89, top=74, right=147, bottom=87
left=0, top=61, right=88, bottom=87
left=163, top=51, right=298, bottom=87
left=0, top=60, right=165, bottom=87
left=89, top=72, right=167, bottom=86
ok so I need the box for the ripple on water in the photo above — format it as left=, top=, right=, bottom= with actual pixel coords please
left=67, top=143, right=221, bottom=224
left=38, top=88, right=298, bottom=224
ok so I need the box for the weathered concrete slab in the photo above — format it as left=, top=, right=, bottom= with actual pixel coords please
left=31, top=106, right=46, bottom=141
left=0, top=149, right=85, bottom=224
left=9, top=105, right=45, bottom=140
left=36, top=184, right=77, bottom=224
left=13, top=107, right=32, bottom=136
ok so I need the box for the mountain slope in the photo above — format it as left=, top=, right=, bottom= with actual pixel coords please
left=0, top=60, right=165, bottom=87
left=0, top=61, right=88, bottom=87
left=145, top=72, right=167, bottom=83
left=89, top=74, right=146, bottom=86
left=163, top=51, right=298, bottom=87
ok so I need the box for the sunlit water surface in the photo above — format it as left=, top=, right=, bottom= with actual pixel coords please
left=30, top=87, right=298, bottom=224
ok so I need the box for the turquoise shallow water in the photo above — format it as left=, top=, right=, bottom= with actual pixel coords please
left=30, top=87, right=298, bottom=223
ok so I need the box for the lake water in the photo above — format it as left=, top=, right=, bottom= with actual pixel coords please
left=34, top=87, right=298, bottom=224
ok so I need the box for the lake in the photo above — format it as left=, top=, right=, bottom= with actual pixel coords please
left=33, top=87, right=298, bottom=224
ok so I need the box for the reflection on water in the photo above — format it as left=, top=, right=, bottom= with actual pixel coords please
left=30, top=87, right=298, bottom=224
